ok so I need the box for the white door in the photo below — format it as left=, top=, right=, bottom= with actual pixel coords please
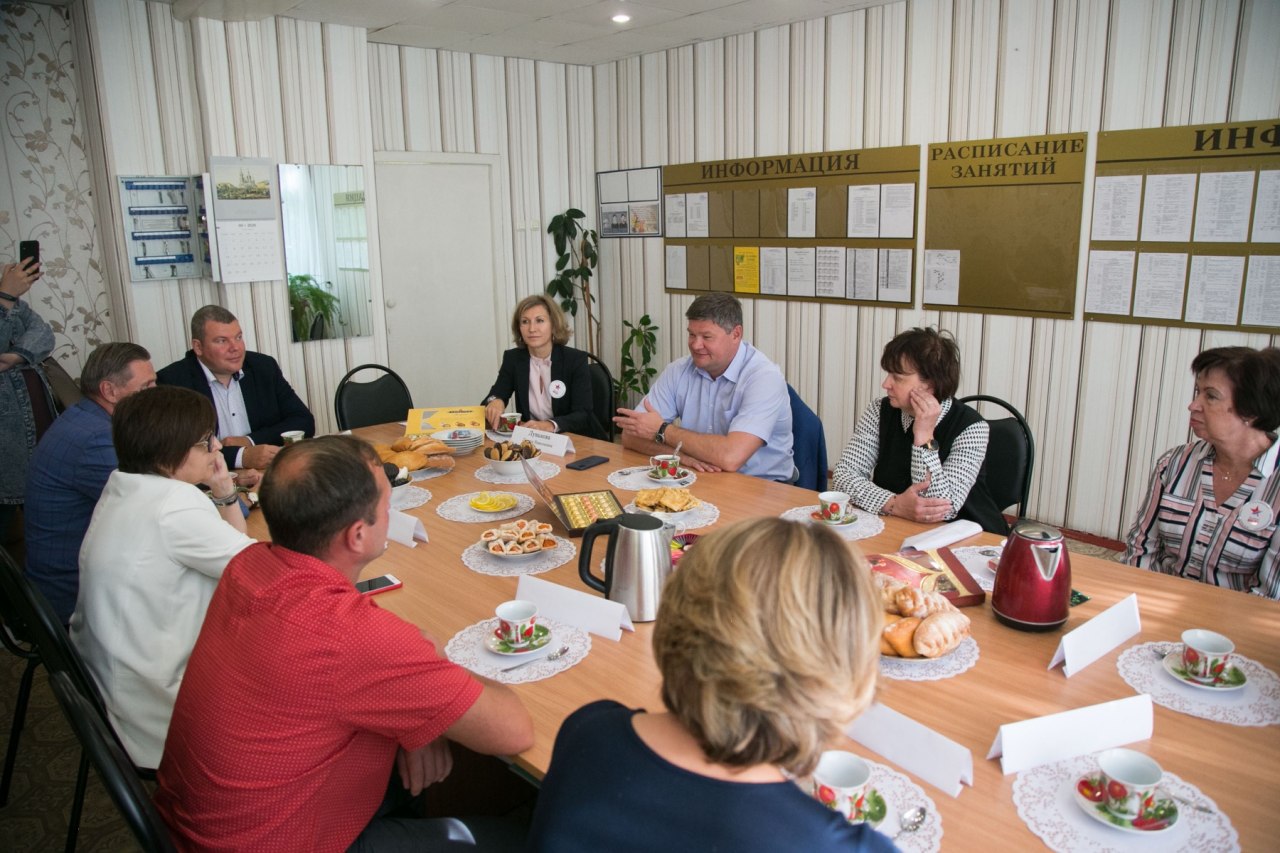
left=373, top=153, right=507, bottom=409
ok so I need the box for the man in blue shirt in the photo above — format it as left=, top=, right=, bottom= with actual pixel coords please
left=614, top=293, right=794, bottom=481
left=24, top=342, right=156, bottom=624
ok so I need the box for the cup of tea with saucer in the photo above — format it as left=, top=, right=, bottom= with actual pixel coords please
left=1073, top=748, right=1178, bottom=833
left=807, top=750, right=886, bottom=827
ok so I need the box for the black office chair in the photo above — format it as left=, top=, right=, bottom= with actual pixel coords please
left=583, top=352, right=617, bottom=442
left=0, top=546, right=40, bottom=807
left=334, top=364, right=414, bottom=431
left=46, top=672, right=177, bottom=853
left=958, top=394, right=1035, bottom=521
left=41, top=356, right=84, bottom=415
left=788, top=385, right=828, bottom=490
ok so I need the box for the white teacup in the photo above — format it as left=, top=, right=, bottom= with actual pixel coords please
left=498, top=412, right=521, bottom=434
left=494, top=600, right=538, bottom=647
left=650, top=454, right=682, bottom=479
left=810, top=750, right=872, bottom=823
left=281, top=430, right=305, bottom=445
left=1181, top=628, right=1234, bottom=683
left=1096, top=748, right=1163, bottom=820
left=817, top=490, right=852, bottom=523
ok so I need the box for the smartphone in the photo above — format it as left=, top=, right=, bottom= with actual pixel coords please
left=567, top=455, right=609, bottom=471
left=19, top=240, right=39, bottom=267
left=355, top=574, right=402, bottom=595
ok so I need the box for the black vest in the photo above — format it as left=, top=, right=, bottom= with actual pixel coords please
left=872, top=398, right=1009, bottom=534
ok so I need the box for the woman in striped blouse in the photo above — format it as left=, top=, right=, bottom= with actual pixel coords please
left=1124, top=347, right=1280, bottom=599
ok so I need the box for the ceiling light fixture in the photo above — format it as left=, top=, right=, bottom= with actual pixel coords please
left=612, top=14, right=631, bottom=24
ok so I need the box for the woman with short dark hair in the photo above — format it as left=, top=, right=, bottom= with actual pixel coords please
left=1125, top=346, right=1280, bottom=598
left=71, top=385, right=254, bottom=768
left=527, top=519, right=892, bottom=852
left=832, top=327, right=1006, bottom=533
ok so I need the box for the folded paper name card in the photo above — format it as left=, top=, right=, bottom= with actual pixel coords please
left=900, top=519, right=983, bottom=552
left=387, top=509, right=428, bottom=548
left=1049, top=593, right=1141, bottom=677
left=510, top=425, right=574, bottom=457
left=987, top=694, right=1154, bottom=775
left=516, top=575, right=634, bottom=641
left=867, top=546, right=986, bottom=607
left=846, top=703, right=973, bottom=797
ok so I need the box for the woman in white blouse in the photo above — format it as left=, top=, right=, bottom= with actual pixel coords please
left=831, top=327, right=1006, bottom=534
left=71, top=385, right=254, bottom=768
left=481, top=294, right=604, bottom=440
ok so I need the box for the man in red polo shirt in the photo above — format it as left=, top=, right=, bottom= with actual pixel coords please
left=154, top=436, right=533, bottom=851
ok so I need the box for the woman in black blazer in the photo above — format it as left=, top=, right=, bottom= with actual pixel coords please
left=482, top=294, right=605, bottom=440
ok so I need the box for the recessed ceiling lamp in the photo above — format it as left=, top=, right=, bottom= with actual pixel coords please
left=612, top=13, right=631, bottom=23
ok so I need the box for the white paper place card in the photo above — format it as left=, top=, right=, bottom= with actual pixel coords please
left=987, top=694, right=1153, bottom=775
left=846, top=703, right=973, bottom=797
left=387, top=509, right=427, bottom=548
left=510, top=425, right=575, bottom=457
left=516, top=575, right=633, bottom=640
left=900, top=520, right=982, bottom=551
left=1049, top=593, right=1141, bottom=677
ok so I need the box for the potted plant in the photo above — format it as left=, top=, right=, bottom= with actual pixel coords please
left=544, top=208, right=600, bottom=356
left=287, top=273, right=342, bottom=342
left=616, top=314, right=659, bottom=408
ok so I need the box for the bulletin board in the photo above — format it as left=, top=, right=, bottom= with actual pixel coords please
left=662, top=146, right=919, bottom=306
left=1083, top=120, right=1280, bottom=332
left=923, top=133, right=1086, bottom=318
left=597, top=167, right=663, bottom=237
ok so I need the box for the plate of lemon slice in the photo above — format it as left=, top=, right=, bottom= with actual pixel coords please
left=469, top=491, right=520, bottom=513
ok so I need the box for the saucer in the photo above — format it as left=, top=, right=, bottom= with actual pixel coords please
left=485, top=624, right=551, bottom=655
left=851, top=787, right=887, bottom=828
left=810, top=510, right=858, bottom=526
left=1161, top=649, right=1247, bottom=691
left=469, top=492, right=519, bottom=513
left=1072, top=774, right=1178, bottom=834
left=648, top=467, right=692, bottom=482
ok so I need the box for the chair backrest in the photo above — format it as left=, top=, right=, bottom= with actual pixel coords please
left=958, top=394, right=1034, bottom=520
left=787, top=385, right=828, bottom=491
left=0, top=546, right=37, bottom=659
left=334, top=364, right=415, bottom=431
left=583, top=353, right=617, bottom=441
left=42, top=356, right=84, bottom=414
left=46, top=671, right=178, bottom=853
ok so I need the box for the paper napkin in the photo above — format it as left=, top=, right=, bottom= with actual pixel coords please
left=511, top=425, right=575, bottom=457
left=1049, top=593, right=1141, bottom=677
left=515, top=575, right=633, bottom=640
left=900, top=520, right=983, bottom=551
left=846, top=703, right=973, bottom=797
left=387, top=509, right=428, bottom=548
left=987, top=694, right=1154, bottom=775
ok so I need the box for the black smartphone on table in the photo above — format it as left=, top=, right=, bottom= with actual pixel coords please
left=567, top=455, right=609, bottom=471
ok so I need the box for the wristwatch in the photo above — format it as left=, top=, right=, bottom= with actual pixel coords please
left=916, top=438, right=939, bottom=453
left=655, top=421, right=673, bottom=445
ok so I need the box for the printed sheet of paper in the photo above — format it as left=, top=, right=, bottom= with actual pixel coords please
left=1253, top=171, right=1280, bottom=243
left=664, top=245, right=687, bottom=289
left=879, top=183, right=916, bottom=238
left=786, top=247, right=817, bottom=296
left=1091, top=174, right=1142, bottom=241
left=815, top=246, right=846, bottom=298
left=760, top=247, right=787, bottom=295
left=787, top=187, right=817, bottom=238
left=1140, top=173, right=1196, bottom=242
left=1084, top=250, right=1135, bottom=315
left=1132, top=252, right=1186, bottom=320
left=848, top=248, right=877, bottom=301
left=923, top=250, right=960, bottom=305
left=846, top=184, right=880, bottom=238
left=664, top=194, right=686, bottom=237
left=733, top=246, right=760, bottom=294
left=882, top=249, right=912, bottom=302
left=1185, top=255, right=1243, bottom=325
left=1194, top=171, right=1254, bottom=243
left=686, top=192, right=709, bottom=238
left=1242, top=255, right=1280, bottom=327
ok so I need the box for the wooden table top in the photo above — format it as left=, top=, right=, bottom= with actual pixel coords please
left=249, top=427, right=1280, bottom=849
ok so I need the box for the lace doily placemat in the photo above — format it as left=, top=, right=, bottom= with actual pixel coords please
left=879, top=637, right=979, bottom=682
left=778, top=505, right=886, bottom=541
left=1012, top=754, right=1238, bottom=852
left=409, top=466, right=452, bottom=482
left=444, top=617, right=590, bottom=684
left=459, top=536, right=576, bottom=576
left=796, top=759, right=942, bottom=851
left=606, top=466, right=697, bottom=491
left=622, top=500, right=720, bottom=531
left=950, top=545, right=1001, bottom=592
left=1117, top=642, right=1280, bottom=727
left=473, top=459, right=561, bottom=485
left=436, top=492, right=535, bottom=523
left=390, top=485, right=431, bottom=511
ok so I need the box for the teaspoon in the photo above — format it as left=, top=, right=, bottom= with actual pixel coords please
left=892, top=806, right=927, bottom=840
left=501, top=644, right=570, bottom=672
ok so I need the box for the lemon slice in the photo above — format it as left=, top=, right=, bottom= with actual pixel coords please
left=470, top=491, right=517, bottom=512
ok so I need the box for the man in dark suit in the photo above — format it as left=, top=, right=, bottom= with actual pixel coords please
left=157, top=305, right=314, bottom=469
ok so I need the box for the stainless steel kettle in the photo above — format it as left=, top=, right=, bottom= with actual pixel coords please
left=578, top=513, right=673, bottom=622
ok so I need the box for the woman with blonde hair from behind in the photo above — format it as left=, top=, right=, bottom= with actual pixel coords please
left=528, top=518, right=893, bottom=851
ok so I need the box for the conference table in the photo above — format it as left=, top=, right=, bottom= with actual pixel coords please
left=251, top=427, right=1278, bottom=850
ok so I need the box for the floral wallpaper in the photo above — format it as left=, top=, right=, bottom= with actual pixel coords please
left=0, top=2, right=107, bottom=375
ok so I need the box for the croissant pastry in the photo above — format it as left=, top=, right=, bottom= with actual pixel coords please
left=913, top=611, right=971, bottom=659
left=893, top=586, right=957, bottom=619
left=883, top=616, right=922, bottom=658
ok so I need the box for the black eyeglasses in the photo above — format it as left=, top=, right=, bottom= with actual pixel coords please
left=194, top=433, right=215, bottom=452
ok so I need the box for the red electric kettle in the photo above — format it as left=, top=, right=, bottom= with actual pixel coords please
left=991, top=521, right=1071, bottom=631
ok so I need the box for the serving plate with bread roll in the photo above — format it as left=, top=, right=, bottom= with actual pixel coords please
left=875, top=574, right=972, bottom=660
left=372, top=438, right=456, bottom=478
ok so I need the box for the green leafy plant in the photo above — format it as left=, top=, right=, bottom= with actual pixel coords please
left=287, top=273, right=342, bottom=342
left=544, top=208, right=600, bottom=356
left=616, top=314, right=659, bottom=408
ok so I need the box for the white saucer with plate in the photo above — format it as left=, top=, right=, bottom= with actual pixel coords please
left=1161, top=649, right=1248, bottom=691
left=1071, top=774, right=1179, bottom=835
left=484, top=624, right=553, bottom=656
